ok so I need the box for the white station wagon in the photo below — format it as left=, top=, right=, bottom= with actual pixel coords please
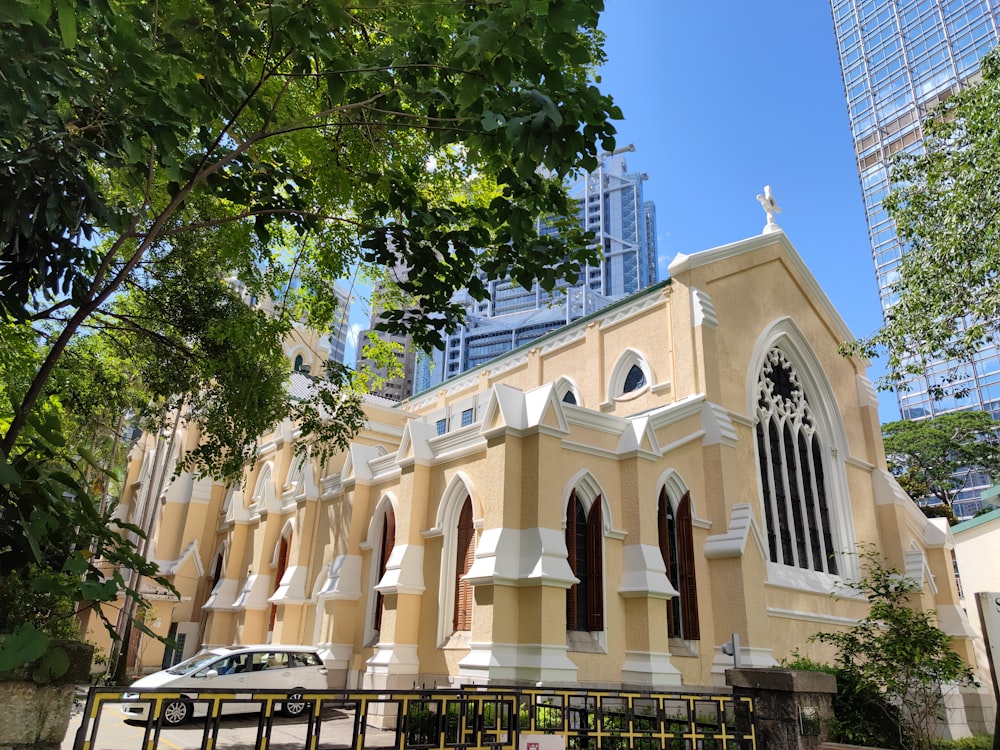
left=122, top=645, right=329, bottom=725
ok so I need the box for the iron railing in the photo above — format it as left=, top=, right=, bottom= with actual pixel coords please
left=74, top=685, right=757, bottom=750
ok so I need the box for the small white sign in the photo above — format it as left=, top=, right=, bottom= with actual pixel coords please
left=519, top=734, right=566, bottom=750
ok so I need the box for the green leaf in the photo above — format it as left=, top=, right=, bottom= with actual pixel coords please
left=0, top=624, right=49, bottom=672
left=32, top=645, right=70, bottom=682
left=0, top=451, right=20, bottom=486
left=62, top=552, right=88, bottom=575
left=56, top=0, right=76, bottom=48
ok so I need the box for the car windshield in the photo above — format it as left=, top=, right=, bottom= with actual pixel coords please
left=164, top=652, right=224, bottom=675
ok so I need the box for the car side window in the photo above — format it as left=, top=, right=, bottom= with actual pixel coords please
left=264, top=652, right=288, bottom=670
left=290, top=652, right=320, bottom=668
left=214, top=656, right=247, bottom=675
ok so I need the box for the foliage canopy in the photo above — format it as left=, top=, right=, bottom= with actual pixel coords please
left=0, top=0, right=619, bottom=671
left=882, top=410, right=1000, bottom=510
left=0, top=0, right=619, bottom=475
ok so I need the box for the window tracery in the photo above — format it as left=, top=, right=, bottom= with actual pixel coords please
left=755, top=347, right=838, bottom=575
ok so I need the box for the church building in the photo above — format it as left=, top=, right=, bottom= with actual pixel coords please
left=97, top=224, right=986, bottom=726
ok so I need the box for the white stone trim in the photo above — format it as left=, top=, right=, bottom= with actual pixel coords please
left=364, top=642, right=420, bottom=677
left=313, top=555, right=362, bottom=601
left=618, top=544, right=677, bottom=599
left=710, top=645, right=778, bottom=686
left=704, top=504, right=765, bottom=559
left=465, top=527, right=577, bottom=588
left=691, top=288, right=718, bottom=329
left=701, top=402, right=739, bottom=447
left=375, top=544, right=425, bottom=595
left=203, top=577, right=240, bottom=612
left=458, top=641, right=578, bottom=683
left=621, top=650, right=682, bottom=687
left=232, top=574, right=271, bottom=611
left=269, top=565, right=309, bottom=605
left=765, top=607, right=860, bottom=627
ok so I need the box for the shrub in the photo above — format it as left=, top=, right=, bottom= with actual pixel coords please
left=931, top=736, right=995, bottom=750
left=808, top=547, right=977, bottom=750
left=781, top=654, right=910, bottom=749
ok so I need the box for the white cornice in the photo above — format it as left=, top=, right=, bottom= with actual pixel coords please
left=564, top=406, right=629, bottom=434
left=845, top=455, right=876, bottom=471
left=766, top=607, right=858, bottom=627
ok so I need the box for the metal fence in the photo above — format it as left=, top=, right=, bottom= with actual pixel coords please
left=73, top=685, right=757, bottom=750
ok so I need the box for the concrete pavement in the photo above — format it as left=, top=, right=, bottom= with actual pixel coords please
left=62, top=693, right=397, bottom=749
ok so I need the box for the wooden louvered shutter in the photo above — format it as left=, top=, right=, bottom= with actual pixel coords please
left=565, top=493, right=579, bottom=628
left=269, top=536, right=290, bottom=631
left=586, top=498, right=604, bottom=632
left=657, top=492, right=677, bottom=638
left=374, top=510, right=395, bottom=631
left=453, top=499, right=475, bottom=631
left=676, top=493, right=700, bottom=640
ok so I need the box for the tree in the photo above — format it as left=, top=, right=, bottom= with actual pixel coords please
left=810, top=548, right=977, bottom=750
left=844, top=49, right=1000, bottom=397
left=882, top=410, right=1000, bottom=511
left=0, top=0, right=620, bottom=675
left=0, top=0, right=620, bottom=471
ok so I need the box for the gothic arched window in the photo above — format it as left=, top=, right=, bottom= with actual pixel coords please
left=623, top=364, right=647, bottom=393
left=657, top=489, right=699, bottom=639
left=755, top=348, right=838, bottom=575
left=269, top=534, right=290, bottom=632
left=373, top=508, right=395, bottom=631
left=565, top=492, right=603, bottom=632
left=453, top=498, right=475, bottom=631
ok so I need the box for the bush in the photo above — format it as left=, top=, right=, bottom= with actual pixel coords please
left=0, top=568, right=82, bottom=641
left=931, top=736, right=995, bottom=750
left=781, top=654, right=910, bottom=749
left=807, top=548, right=977, bottom=750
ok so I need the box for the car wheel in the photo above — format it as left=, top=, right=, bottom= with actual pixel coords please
left=282, top=691, right=308, bottom=718
left=161, top=699, right=190, bottom=726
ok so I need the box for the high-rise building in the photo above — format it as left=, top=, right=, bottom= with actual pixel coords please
left=355, top=323, right=416, bottom=402
left=436, top=145, right=658, bottom=382
left=830, top=0, right=1000, bottom=516
left=328, top=283, right=352, bottom=367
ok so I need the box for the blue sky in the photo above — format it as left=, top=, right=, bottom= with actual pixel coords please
left=346, top=1, right=901, bottom=422
left=597, top=1, right=900, bottom=422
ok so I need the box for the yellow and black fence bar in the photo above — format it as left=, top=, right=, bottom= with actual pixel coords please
left=74, top=685, right=756, bottom=750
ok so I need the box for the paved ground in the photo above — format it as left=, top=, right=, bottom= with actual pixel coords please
left=62, top=694, right=398, bottom=749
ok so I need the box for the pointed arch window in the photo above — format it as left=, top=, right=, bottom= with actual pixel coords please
left=555, top=377, right=581, bottom=406
left=374, top=508, right=396, bottom=631
left=609, top=349, right=653, bottom=401
left=623, top=364, right=647, bottom=393
left=657, top=489, right=699, bottom=640
left=566, top=492, right=603, bottom=632
left=269, top=534, right=290, bottom=632
left=294, top=354, right=304, bottom=372
left=453, top=498, right=475, bottom=632
left=755, top=347, right=838, bottom=575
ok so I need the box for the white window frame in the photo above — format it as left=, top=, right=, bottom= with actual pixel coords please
left=748, top=319, right=859, bottom=590
left=608, top=348, right=653, bottom=402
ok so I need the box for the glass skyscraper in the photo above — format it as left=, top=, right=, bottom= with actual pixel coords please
left=438, top=146, right=658, bottom=381
left=830, top=0, right=1000, bottom=515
